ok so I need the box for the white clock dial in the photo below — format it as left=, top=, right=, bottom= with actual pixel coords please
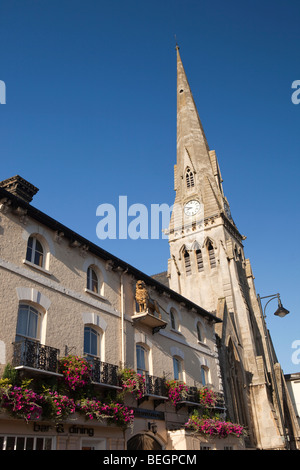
left=184, top=200, right=200, bottom=216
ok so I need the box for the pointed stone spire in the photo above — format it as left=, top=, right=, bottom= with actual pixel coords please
left=175, top=46, right=223, bottom=220
left=176, top=45, right=210, bottom=161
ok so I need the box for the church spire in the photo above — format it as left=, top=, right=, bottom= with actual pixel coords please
left=176, top=45, right=210, bottom=159
left=175, top=47, right=223, bottom=220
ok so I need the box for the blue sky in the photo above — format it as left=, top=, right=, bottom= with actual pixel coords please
left=0, top=0, right=299, bottom=374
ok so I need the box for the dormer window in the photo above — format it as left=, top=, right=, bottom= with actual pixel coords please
left=185, top=168, right=195, bottom=188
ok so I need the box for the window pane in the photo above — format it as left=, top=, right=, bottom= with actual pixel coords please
left=16, top=306, right=29, bottom=338
left=91, top=269, right=98, bottom=293
left=170, top=311, right=176, bottom=330
left=16, top=437, right=25, bottom=450
left=173, top=358, right=181, bottom=380
left=26, top=437, right=34, bottom=450
left=87, top=268, right=91, bottom=289
left=90, top=329, right=98, bottom=356
left=26, top=236, right=33, bottom=262
left=26, top=237, right=44, bottom=267
left=201, top=367, right=207, bottom=385
left=6, top=437, right=15, bottom=450
left=84, top=327, right=99, bottom=357
left=87, top=267, right=98, bottom=293
left=16, top=305, right=39, bottom=341
left=136, top=345, right=146, bottom=374
left=197, top=325, right=202, bottom=342
left=44, top=438, right=52, bottom=450
left=36, top=438, right=44, bottom=450
left=27, top=308, right=38, bottom=338
left=84, top=327, right=91, bottom=355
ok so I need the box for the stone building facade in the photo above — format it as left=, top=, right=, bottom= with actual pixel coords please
left=0, top=175, right=245, bottom=450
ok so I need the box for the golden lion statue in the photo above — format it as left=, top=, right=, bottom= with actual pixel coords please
left=135, top=280, right=162, bottom=319
left=135, top=280, right=149, bottom=312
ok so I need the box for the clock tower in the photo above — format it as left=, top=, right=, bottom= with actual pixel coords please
left=166, top=46, right=294, bottom=449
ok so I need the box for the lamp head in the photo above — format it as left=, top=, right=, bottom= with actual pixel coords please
left=274, top=299, right=290, bottom=318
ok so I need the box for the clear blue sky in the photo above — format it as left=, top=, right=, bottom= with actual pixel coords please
left=0, top=0, right=299, bottom=374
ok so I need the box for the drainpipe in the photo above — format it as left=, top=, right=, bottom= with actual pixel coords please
left=120, top=268, right=128, bottom=367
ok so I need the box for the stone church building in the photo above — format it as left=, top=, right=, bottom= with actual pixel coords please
left=163, top=46, right=299, bottom=450
left=0, top=47, right=299, bottom=451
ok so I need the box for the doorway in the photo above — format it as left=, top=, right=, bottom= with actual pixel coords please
left=127, top=433, right=162, bottom=450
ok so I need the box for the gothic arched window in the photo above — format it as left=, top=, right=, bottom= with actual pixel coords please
left=207, top=241, right=216, bottom=269
left=195, top=248, right=204, bottom=272
left=183, top=249, right=192, bottom=276
left=185, top=167, right=195, bottom=188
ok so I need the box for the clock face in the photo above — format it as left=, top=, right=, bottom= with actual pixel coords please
left=184, top=200, right=200, bottom=216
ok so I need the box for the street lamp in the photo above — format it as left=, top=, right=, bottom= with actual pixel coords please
left=259, top=293, right=290, bottom=319
left=257, top=292, right=290, bottom=449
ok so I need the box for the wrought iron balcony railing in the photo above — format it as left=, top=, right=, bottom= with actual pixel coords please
left=144, top=374, right=168, bottom=398
left=12, top=339, right=60, bottom=374
left=84, top=355, right=120, bottom=389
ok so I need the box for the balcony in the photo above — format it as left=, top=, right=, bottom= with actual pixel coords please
left=131, top=307, right=168, bottom=334
left=176, top=386, right=226, bottom=411
left=138, top=374, right=168, bottom=408
left=12, top=339, right=60, bottom=376
left=84, top=355, right=121, bottom=390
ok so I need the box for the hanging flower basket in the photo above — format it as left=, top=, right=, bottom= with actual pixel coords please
left=43, top=390, right=76, bottom=422
left=58, top=355, right=92, bottom=391
left=119, top=368, right=146, bottom=399
left=198, top=387, right=218, bottom=408
left=0, top=385, right=44, bottom=422
left=185, top=415, right=246, bottom=439
left=165, top=380, right=189, bottom=406
left=77, top=398, right=134, bottom=429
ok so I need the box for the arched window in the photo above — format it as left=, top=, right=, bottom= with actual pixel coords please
left=197, top=323, right=203, bottom=343
left=207, top=241, right=216, bottom=269
left=195, top=248, right=204, bottom=272
left=87, top=266, right=99, bottom=293
left=15, top=304, right=41, bottom=342
left=173, top=356, right=183, bottom=381
left=170, top=308, right=180, bottom=332
left=201, top=365, right=209, bottom=386
left=84, top=326, right=101, bottom=358
left=26, top=236, right=44, bottom=268
left=170, top=309, right=176, bottom=330
left=183, top=249, right=191, bottom=276
left=185, top=167, right=195, bottom=188
left=136, top=344, right=149, bottom=376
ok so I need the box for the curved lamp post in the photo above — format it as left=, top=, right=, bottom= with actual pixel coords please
left=260, top=293, right=290, bottom=319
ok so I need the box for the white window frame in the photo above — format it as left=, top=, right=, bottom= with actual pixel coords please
left=0, top=434, right=55, bottom=450
left=84, top=325, right=101, bottom=359
left=15, top=303, right=42, bottom=343
left=26, top=236, right=44, bottom=268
